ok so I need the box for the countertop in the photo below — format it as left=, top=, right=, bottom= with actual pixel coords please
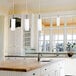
left=0, top=58, right=50, bottom=72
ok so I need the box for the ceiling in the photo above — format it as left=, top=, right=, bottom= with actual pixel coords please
left=42, top=17, right=76, bottom=27
left=0, top=0, right=76, bottom=13
left=0, top=0, right=76, bottom=28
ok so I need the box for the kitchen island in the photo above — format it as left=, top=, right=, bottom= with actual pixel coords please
left=0, top=58, right=65, bottom=76
left=1, top=58, right=76, bottom=76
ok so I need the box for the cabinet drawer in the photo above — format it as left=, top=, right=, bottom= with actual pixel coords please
left=41, top=65, right=50, bottom=75
left=26, top=69, right=40, bottom=76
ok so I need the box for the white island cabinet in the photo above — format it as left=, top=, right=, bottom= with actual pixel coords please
left=49, top=60, right=64, bottom=76
left=40, top=60, right=64, bottom=76
left=2, top=69, right=40, bottom=76
left=0, top=69, right=40, bottom=76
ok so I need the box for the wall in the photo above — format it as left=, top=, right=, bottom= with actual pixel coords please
left=0, top=16, right=4, bottom=60
left=8, top=28, right=21, bottom=55
left=7, top=15, right=22, bottom=55
left=30, top=14, right=38, bottom=51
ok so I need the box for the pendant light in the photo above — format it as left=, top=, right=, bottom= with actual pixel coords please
left=11, top=0, right=16, bottom=31
left=57, top=16, right=60, bottom=26
left=24, top=0, right=29, bottom=31
left=37, top=0, right=42, bottom=31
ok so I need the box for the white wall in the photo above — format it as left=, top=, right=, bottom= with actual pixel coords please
left=7, top=15, right=22, bottom=55
left=8, top=27, right=21, bottom=55
left=0, top=16, right=4, bottom=60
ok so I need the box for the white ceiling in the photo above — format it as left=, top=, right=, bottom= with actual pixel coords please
left=0, top=0, right=76, bottom=13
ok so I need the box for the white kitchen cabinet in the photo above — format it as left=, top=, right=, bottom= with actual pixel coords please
left=50, top=68, right=64, bottom=76
left=41, top=65, right=51, bottom=76
left=0, top=68, right=40, bottom=76
left=49, top=60, right=64, bottom=76
left=26, top=68, right=40, bottom=76
left=64, top=59, right=76, bottom=75
left=49, top=70, right=56, bottom=76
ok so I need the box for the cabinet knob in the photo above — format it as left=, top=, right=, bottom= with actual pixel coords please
left=33, top=73, right=35, bottom=76
left=45, top=69, right=47, bottom=70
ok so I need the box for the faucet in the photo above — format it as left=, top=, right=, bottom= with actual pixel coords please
left=38, top=53, right=41, bottom=62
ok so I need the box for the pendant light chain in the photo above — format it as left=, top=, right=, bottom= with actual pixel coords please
left=57, top=15, right=60, bottom=26
left=26, top=0, right=28, bottom=19
left=38, top=0, right=42, bottom=31
left=26, top=0, right=27, bottom=14
left=13, top=0, right=14, bottom=18
left=39, top=0, right=40, bottom=15
left=24, top=0, right=29, bottom=31
left=11, top=0, right=16, bottom=31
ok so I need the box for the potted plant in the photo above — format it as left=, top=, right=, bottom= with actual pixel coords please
left=67, top=51, right=73, bottom=57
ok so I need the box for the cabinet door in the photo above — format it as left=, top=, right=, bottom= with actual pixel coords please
left=41, top=65, right=51, bottom=76
left=49, top=60, right=64, bottom=76
left=59, top=68, right=64, bottom=76
left=0, top=70, right=40, bottom=76
left=49, top=70, right=56, bottom=76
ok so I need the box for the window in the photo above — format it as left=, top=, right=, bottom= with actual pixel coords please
left=38, top=16, right=76, bottom=52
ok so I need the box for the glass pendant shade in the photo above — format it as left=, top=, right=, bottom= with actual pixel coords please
left=11, top=18, right=16, bottom=31
left=37, top=15, right=42, bottom=31
left=57, top=16, right=60, bottom=26
left=24, top=18, right=29, bottom=31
